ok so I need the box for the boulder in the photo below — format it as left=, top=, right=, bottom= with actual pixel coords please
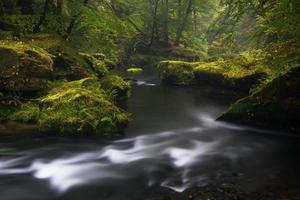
left=8, top=78, right=129, bottom=136
left=158, top=55, right=266, bottom=94
left=218, top=66, right=300, bottom=133
left=22, top=34, right=93, bottom=80
left=0, top=40, right=53, bottom=92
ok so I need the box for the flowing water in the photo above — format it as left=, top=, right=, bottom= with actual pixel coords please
left=0, top=68, right=300, bottom=200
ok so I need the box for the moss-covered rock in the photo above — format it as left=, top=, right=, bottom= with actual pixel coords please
left=7, top=78, right=129, bottom=136
left=158, top=61, right=198, bottom=85
left=100, top=74, right=131, bottom=99
left=21, top=34, right=93, bottom=80
left=158, top=53, right=266, bottom=92
left=0, top=40, right=53, bottom=92
left=218, top=66, right=300, bottom=133
left=127, top=68, right=143, bottom=74
left=39, top=78, right=129, bottom=136
left=0, top=33, right=131, bottom=136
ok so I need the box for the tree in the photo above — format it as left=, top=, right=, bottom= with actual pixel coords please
left=34, top=0, right=51, bottom=33
left=175, top=0, right=193, bottom=45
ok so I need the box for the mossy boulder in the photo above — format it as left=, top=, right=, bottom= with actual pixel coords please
left=158, top=61, right=198, bottom=85
left=0, top=40, right=53, bottom=92
left=158, top=53, right=266, bottom=92
left=100, top=74, right=131, bottom=99
left=8, top=78, right=129, bottom=136
left=218, top=66, right=300, bottom=133
left=22, top=34, right=93, bottom=80
left=127, top=68, right=143, bottom=74
left=193, top=56, right=266, bottom=91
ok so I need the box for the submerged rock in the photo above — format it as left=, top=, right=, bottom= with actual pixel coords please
left=218, top=66, right=300, bottom=133
left=0, top=40, right=53, bottom=92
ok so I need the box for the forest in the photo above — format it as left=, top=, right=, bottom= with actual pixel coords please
left=0, top=0, right=300, bottom=199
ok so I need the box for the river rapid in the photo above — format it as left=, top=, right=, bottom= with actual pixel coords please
left=0, top=69, right=300, bottom=200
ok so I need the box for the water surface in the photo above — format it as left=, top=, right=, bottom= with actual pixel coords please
left=0, top=70, right=299, bottom=200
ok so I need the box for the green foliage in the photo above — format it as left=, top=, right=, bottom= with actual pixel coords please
left=0, top=104, right=15, bottom=121
left=100, top=74, right=131, bottom=99
left=208, top=0, right=300, bottom=57
left=9, top=102, right=40, bottom=123
left=67, top=1, right=137, bottom=60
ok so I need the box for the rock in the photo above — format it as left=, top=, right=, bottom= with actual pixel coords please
left=158, top=56, right=266, bottom=92
left=127, top=68, right=143, bottom=74
left=8, top=78, right=129, bottom=136
left=158, top=60, right=197, bottom=85
left=0, top=40, right=53, bottom=92
left=218, top=66, right=300, bottom=133
left=22, top=34, right=92, bottom=80
left=39, top=78, right=129, bottom=136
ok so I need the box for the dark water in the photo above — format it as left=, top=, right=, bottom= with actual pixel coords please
left=0, top=69, right=300, bottom=200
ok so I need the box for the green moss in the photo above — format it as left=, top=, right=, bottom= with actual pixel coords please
left=158, top=61, right=200, bottom=85
left=21, top=34, right=93, bottom=80
left=38, top=78, right=129, bottom=136
left=0, top=40, right=53, bottom=92
left=100, top=74, right=131, bottom=99
left=219, top=66, right=300, bottom=132
left=158, top=51, right=267, bottom=87
left=80, top=52, right=117, bottom=76
left=127, top=68, right=143, bottom=74
left=4, top=78, right=130, bottom=136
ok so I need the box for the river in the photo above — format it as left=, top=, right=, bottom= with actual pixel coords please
left=0, top=68, right=300, bottom=200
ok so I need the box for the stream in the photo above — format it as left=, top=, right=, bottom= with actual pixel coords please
left=0, top=68, right=300, bottom=200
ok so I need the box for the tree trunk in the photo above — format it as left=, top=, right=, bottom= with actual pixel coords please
left=56, top=0, right=64, bottom=15
left=34, top=0, right=51, bottom=33
left=192, top=5, right=197, bottom=34
left=162, top=0, right=169, bottom=44
left=63, top=13, right=80, bottom=40
left=148, top=0, right=160, bottom=48
left=175, top=0, right=193, bottom=46
left=63, top=0, right=89, bottom=40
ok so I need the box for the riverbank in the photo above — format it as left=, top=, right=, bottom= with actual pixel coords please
left=157, top=40, right=300, bottom=134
